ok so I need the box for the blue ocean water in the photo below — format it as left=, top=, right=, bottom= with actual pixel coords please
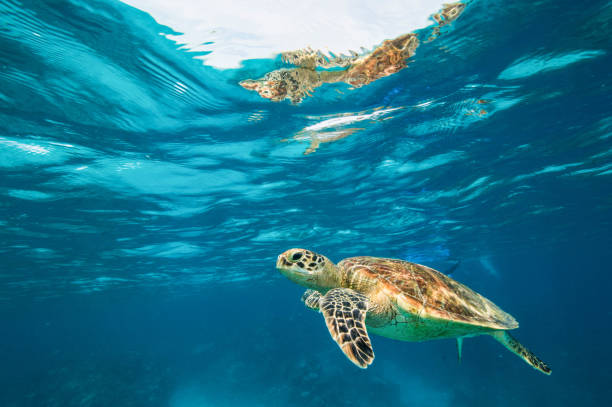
left=1, top=0, right=611, bottom=405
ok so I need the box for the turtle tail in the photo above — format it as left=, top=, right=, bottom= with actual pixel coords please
left=490, top=330, right=551, bottom=375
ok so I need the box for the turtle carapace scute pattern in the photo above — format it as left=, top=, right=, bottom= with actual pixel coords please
left=277, top=248, right=551, bottom=375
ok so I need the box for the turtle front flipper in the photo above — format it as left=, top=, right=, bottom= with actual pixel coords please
left=490, top=331, right=551, bottom=375
left=320, top=288, right=374, bottom=368
left=301, top=289, right=322, bottom=311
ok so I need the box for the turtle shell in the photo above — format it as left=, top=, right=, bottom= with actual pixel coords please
left=338, top=256, right=518, bottom=330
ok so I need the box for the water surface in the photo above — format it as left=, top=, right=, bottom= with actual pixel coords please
left=1, top=0, right=611, bottom=406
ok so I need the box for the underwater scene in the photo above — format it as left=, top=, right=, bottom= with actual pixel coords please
left=1, top=0, right=611, bottom=405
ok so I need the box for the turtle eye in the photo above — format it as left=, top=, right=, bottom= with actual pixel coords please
left=291, top=252, right=303, bottom=261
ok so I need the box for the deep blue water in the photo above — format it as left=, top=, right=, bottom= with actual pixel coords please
left=1, top=0, right=611, bottom=406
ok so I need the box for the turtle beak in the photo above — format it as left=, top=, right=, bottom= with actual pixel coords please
left=276, top=254, right=302, bottom=274
left=276, top=254, right=291, bottom=269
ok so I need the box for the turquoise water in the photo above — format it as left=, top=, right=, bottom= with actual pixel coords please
left=1, top=0, right=611, bottom=405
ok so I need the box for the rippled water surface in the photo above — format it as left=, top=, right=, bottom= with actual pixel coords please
left=1, top=0, right=611, bottom=406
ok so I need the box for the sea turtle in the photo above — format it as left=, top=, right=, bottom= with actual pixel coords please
left=276, top=248, right=551, bottom=375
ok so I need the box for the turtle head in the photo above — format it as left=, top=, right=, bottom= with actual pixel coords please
left=276, top=248, right=338, bottom=289
left=239, top=77, right=288, bottom=102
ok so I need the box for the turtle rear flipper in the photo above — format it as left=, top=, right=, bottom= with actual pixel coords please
left=320, top=288, right=374, bottom=368
left=490, top=331, right=551, bottom=375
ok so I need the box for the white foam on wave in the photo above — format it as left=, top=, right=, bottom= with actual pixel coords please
left=120, top=0, right=446, bottom=68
